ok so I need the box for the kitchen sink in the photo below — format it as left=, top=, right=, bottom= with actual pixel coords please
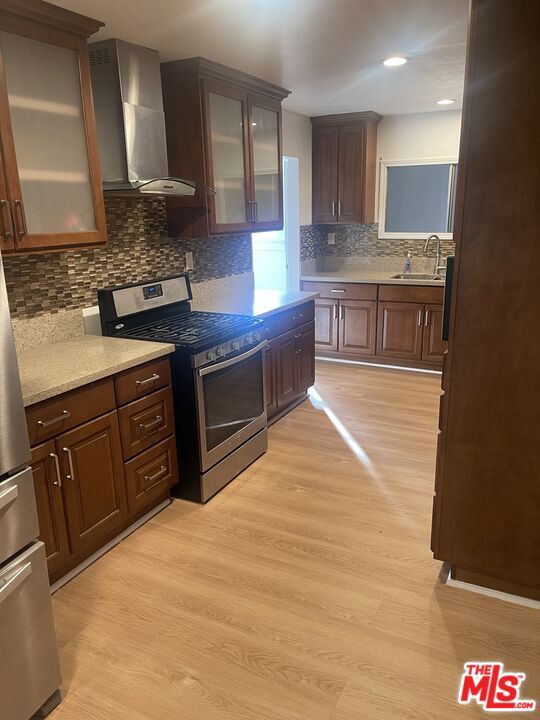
left=391, top=273, right=444, bottom=281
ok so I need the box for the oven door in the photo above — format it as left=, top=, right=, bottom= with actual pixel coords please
left=195, top=340, right=267, bottom=471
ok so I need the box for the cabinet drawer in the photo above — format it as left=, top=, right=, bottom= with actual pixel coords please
left=115, top=357, right=172, bottom=406
left=302, top=281, right=377, bottom=301
left=378, top=284, right=444, bottom=304
left=118, top=387, right=175, bottom=461
left=26, top=379, right=115, bottom=446
left=274, top=302, right=315, bottom=336
left=124, top=436, right=179, bottom=514
left=0, top=467, right=39, bottom=567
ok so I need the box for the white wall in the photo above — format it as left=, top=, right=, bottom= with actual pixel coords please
left=376, top=110, right=462, bottom=218
left=282, top=109, right=312, bottom=226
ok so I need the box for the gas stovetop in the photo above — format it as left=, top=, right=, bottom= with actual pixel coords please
left=120, top=310, right=263, bottom=351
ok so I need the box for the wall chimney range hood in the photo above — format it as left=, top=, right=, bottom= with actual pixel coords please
left=89, top=38, right=214, bottom=198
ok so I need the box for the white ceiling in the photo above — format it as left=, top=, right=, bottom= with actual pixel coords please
left=56, top=0, right=468, bottom=117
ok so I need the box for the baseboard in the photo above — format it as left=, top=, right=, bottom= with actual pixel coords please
left=445, top=573, right=540, bottom=609
left=315, top=355, right=442, bottom=375
left=50, top=499, right=171, bottom=594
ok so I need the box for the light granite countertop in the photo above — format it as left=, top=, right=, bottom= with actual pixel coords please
left=190, top=288, right=319, bottom=319
left=301, top=270, right=445, bottom=287
left=18, top=335, right=175, bottom=407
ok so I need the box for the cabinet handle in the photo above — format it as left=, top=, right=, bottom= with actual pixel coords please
left=0, top=199, right=14, bottom=240
left=246, top=201, right=252, bottom=222
left=37, top=410, right=71, bottom=428
left=417, top=309, right=423, bottom=326
left=333, top=304, right=338, bottom=320
left=62, top=446, right=75, bottom=481
left=14, top=199, right=27, bottom=238
left=139, top=415, right=163, bottom=433
left=338, top=200, right=342, bottom=216
left=331, top=200, right=336, bottom=216
left=330, top=288, right=345, bottom=293
left=135, top=373, right=160, bottom=388
left=253, top=201, right=258, bottom=222
left=49, top=452, right=62, bottom=487
left=424, top=309, right=430, bottom=327
left=340, top=305, right=344, bottom=321
left=144, top=465, right=167, bottom=483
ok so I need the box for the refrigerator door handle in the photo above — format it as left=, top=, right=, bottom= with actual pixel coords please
left=0, top=484, right=18, bottom=511
left=0, top=561, right=32, bottom=604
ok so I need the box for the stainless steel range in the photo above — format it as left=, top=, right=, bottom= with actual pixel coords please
left=98, top=274, right=267, bottom=502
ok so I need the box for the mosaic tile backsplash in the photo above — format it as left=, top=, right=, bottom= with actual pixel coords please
left=4, top=198, right=253, bottom=320
left=300, top=224, right=455, bottom=262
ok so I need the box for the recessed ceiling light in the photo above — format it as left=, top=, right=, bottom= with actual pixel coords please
left=383, top=56, right=407, bottom=67
left=437, top=98, right=456, bottom=105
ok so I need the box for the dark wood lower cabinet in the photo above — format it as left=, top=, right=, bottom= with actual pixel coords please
left=30, top=441, right=70, bottom=574
left=27, top=357, right=178, bottom=584
left=276, top=329, right=299, bottom=409
left=376, top=302, right=424, bottom=361
left=310, top=285, right=446, bottom=368
left=314, top=298, right=338, bottom=352
left=339, top=299, right=377, bottom=355
left=422, top=304, right=446, bottom=363
left=57, top=411, right=127, bottom=555
left=265, top=341, right=279, bottom=419
left=296, top=322, right=316, bottom=394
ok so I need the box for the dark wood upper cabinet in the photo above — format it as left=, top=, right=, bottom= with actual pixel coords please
left=0, top=0, right=106, bottom=254
left=312, top=126, right=339, bottom=222
left=312, top=112, right=381, bottom=225
left=161, top=58, right=290, bottom=237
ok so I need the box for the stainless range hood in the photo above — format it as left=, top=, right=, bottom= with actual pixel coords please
left=89, top=38, right=213, bottom=198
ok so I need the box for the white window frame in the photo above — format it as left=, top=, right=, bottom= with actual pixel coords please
left=378, top=157, right=457, bottom=240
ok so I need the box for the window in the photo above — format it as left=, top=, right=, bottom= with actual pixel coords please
left=378, top=159, right=457, bottom=239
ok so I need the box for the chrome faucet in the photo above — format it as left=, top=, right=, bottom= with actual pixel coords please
left=423, top=234, right=446, bottom=276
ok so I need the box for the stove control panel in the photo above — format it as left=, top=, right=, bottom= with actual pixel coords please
left=193, top=327, right=265, bottom=369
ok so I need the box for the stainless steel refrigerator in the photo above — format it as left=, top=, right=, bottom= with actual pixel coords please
left=0, top=250, right=62, bottom=719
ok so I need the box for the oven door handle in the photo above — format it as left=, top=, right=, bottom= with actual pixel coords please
left=197, top=340, right=267, bottom=377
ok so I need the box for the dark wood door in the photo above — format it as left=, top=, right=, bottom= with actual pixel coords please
left=0, top=145, right=14, bottom=252
left=202, top=78, right=251, bottom=235
left=422, top=304, right=446, bottom=365
left=337, top=124, right=365, bottom=223
left=376, top=302, right=424, bottom=361
left=312, top=125, right=339, bottom=223
left=295, top=322, right=315, bottom=394
left=30, top=441, right=70, bottom=574
left=338, top=300, right=376, bottom=355
left=247, top=93, right=283, bottom=231
left=0, top=21, right=106, bottom=253
left=265, top=340, right=279, bottom=419
left=276, top=329, right=298, bottom=408
left=314, top=298, right=338, bottom=352
left=431, top=0, right=540, bottom=598
left=56, top=411, right=127, bottom=555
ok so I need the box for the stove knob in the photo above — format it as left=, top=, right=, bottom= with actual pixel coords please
left=231, top=340, right=240, bottom=350
left=215, top=346, right=224, bottom=357
left=206, top=350, right=214, bottom=361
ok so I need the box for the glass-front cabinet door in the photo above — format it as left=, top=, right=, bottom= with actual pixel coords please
left=0, top=27, right=106, bottom=252
left=248, top=95, right=282, bottom=231
left=204, top=81, right=251, bottom=234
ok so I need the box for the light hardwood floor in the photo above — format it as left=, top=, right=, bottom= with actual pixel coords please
left=50, top=361, right=540, bottom=719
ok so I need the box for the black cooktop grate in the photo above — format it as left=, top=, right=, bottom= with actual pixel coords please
left=121, top=311, right=261, bottom=349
